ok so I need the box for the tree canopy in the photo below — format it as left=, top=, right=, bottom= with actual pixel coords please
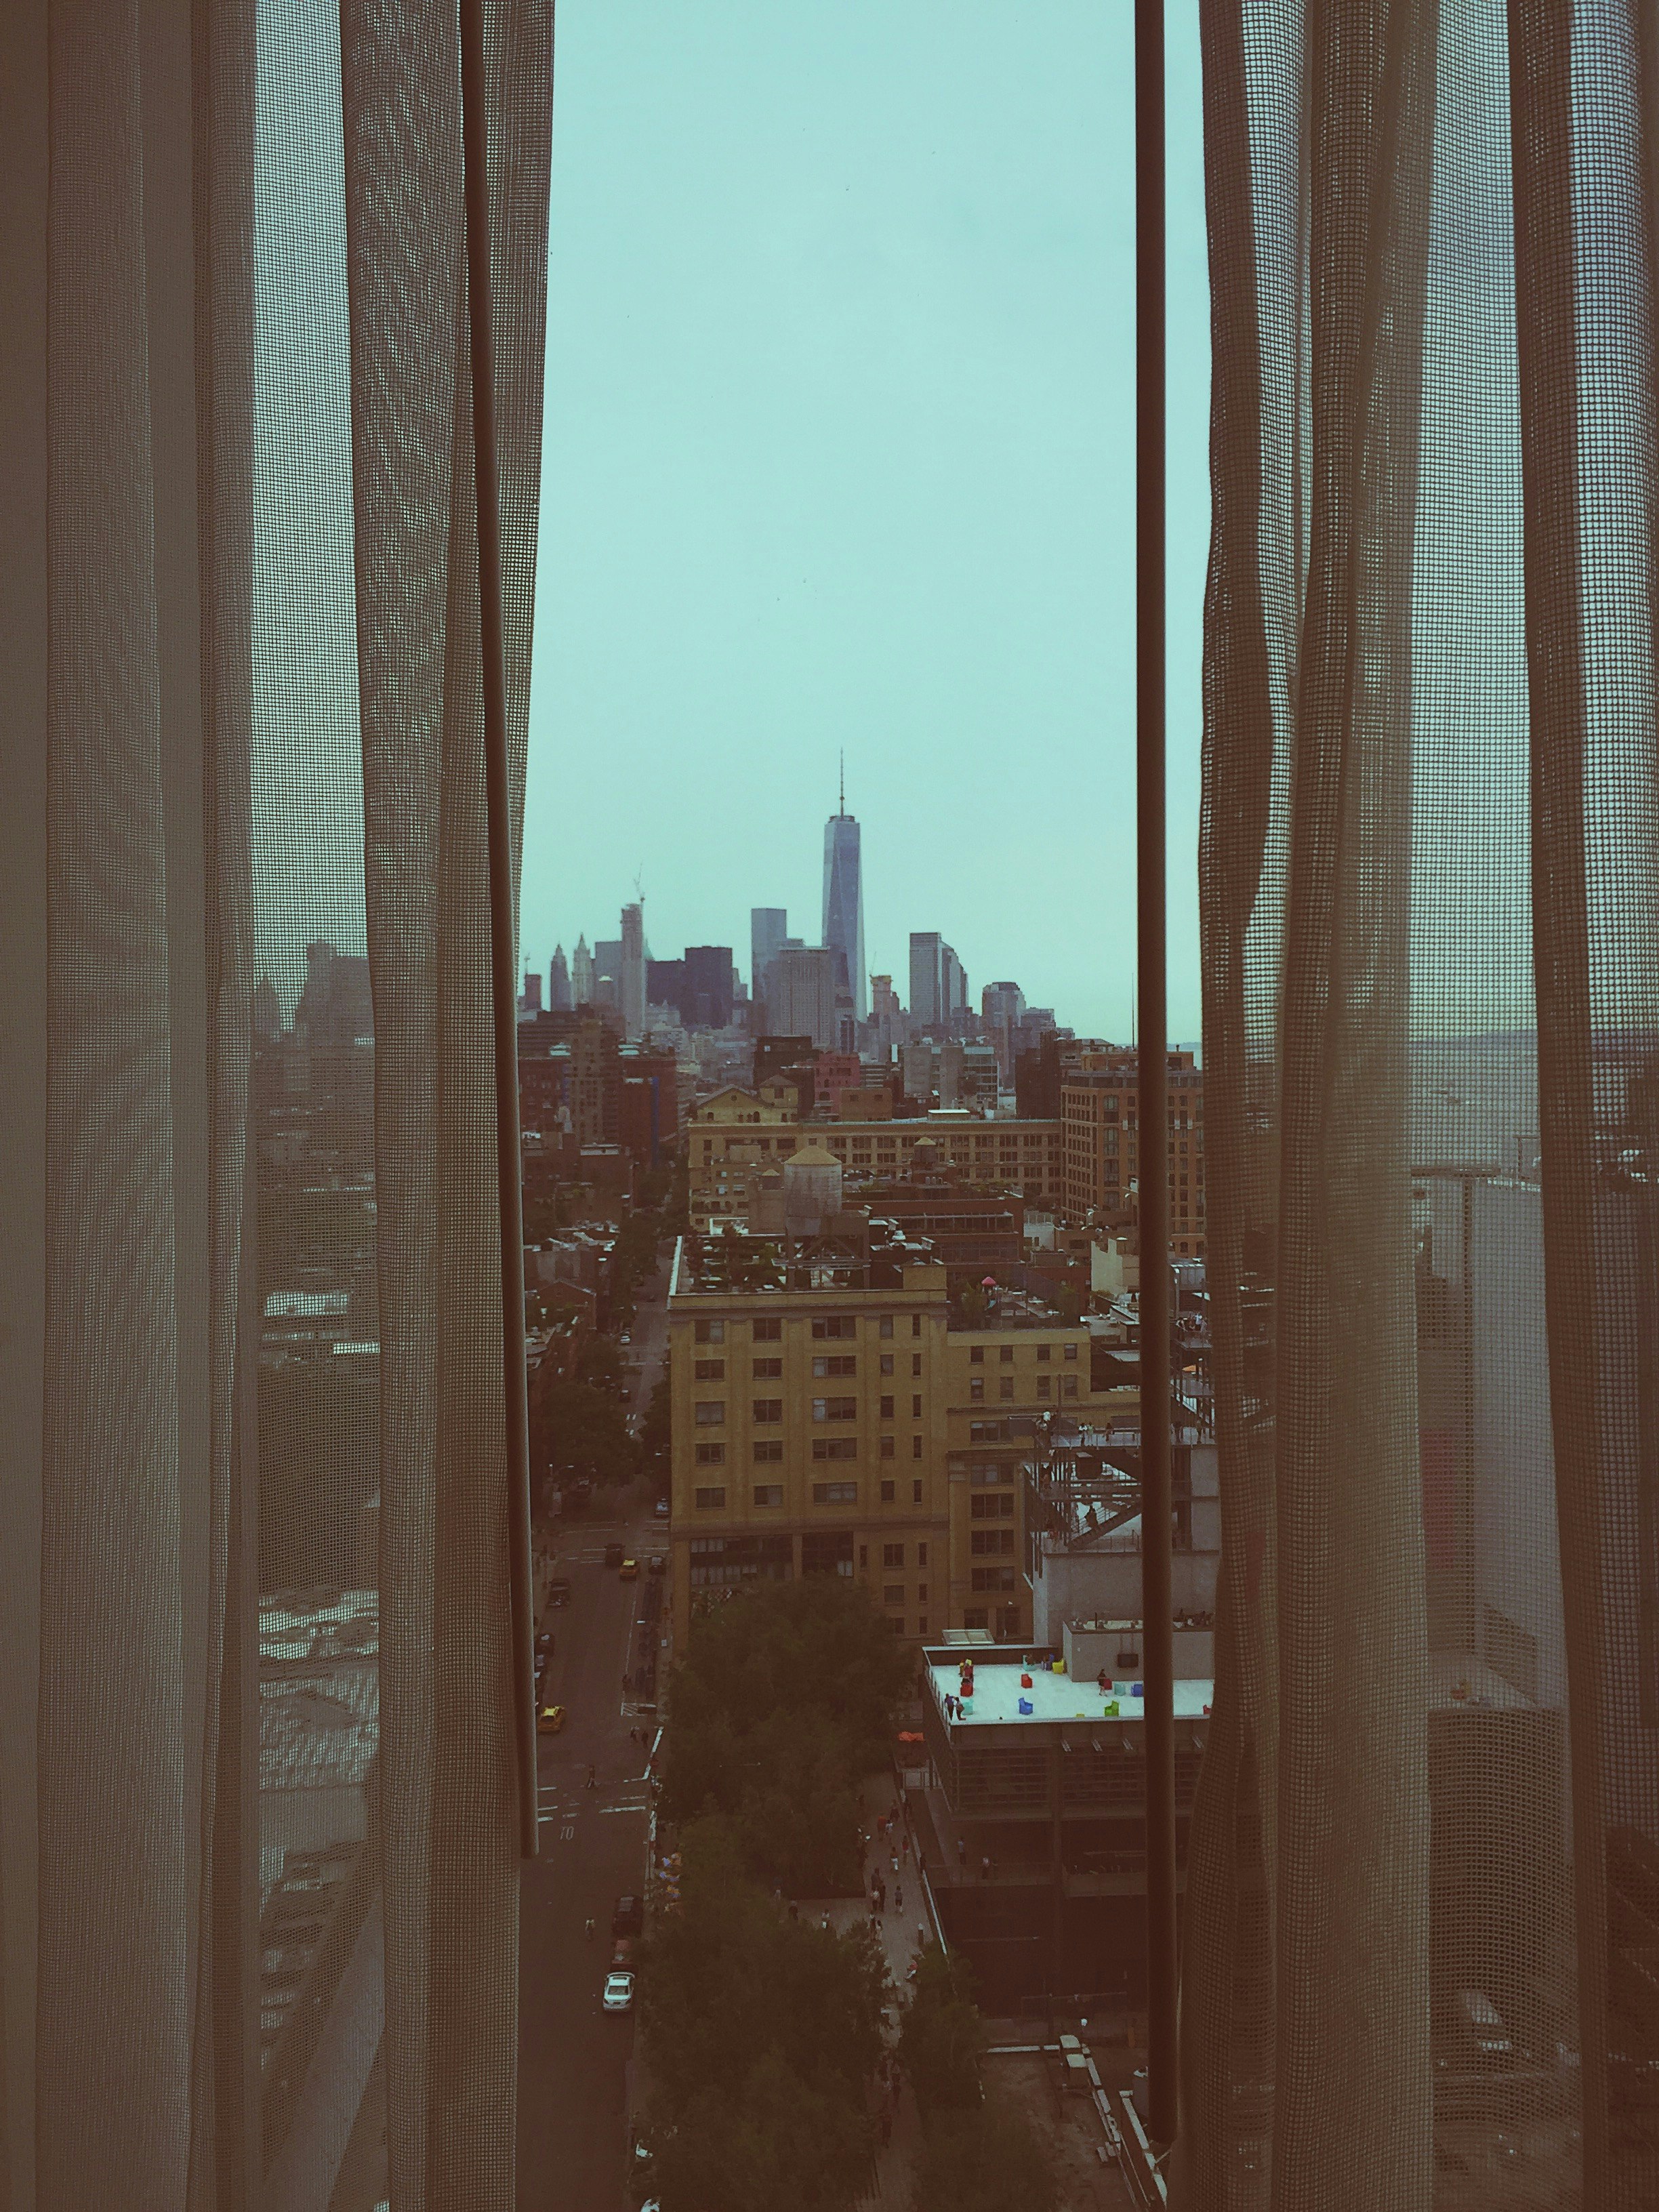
left=897, top=1944, right=985, bottom=2116
left=908, top=2102, right=1059, bottom=2212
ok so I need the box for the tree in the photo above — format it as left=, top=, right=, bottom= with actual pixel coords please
left=897, top=1944, right=985, bottom=2116
left=529, top=1374, right=636, bottom=1494
left=639, top=1374, right=671, bottom=1473
left=909, top=2104, right=1059, bottom=2212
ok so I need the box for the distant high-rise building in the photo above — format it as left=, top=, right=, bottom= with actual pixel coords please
left=909, top=933, right=942, bottom=1027
left=571, top=935, right=594, bottom=1005
left=941, top=945, right=966, bottom=1027
left=682, top=945, right=734, bottom=1030
left=520, top=969, right=544, bottom=1015
left=548, top=944, right=571, bottom=1010
left=772, top=946, right=838, bottom=1050
left=751, top=907, right=788, bottom=1022
left=253, top=975, right=283, bottom=1042
left=620, top=902, right=647, bottom=1039
left=647, top=958, right=686, bottom=1016
left=821, top=787, right=865, bottom=1020
left=871, top=974, right=900, bottom=1022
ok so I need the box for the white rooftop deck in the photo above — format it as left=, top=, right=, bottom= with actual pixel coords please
left=928, top=1656, right=1213, bottom=1725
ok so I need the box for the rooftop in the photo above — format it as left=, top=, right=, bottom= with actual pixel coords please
left=925, top=1653, right=1213, bottom=1726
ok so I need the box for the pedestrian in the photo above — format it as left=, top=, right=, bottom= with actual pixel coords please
left=895, top=1885, right=903, bottom=1912
left=789, top=1900, right=800, bottom=1922
left=902, top=1835, right=910, bottom=1862
left=981, top=1854, right=990, bottom=1882
left=586, top=1763, right=597, bottom=1790
left=890, top=1851, right=899, bottom=1874
left=916, top=1923, right=925, bottom=1949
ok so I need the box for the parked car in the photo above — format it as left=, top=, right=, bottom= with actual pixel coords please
left=647, top=1554, right=665, bottom=1577
left=611, top=1938, right=634, bottom=1969
left=620, top=1333, right=632, bottom=1346
left=604, top=1542, right=625, bottom=1568
left=535, top=1630, right=554, bottom=1658
left=537, top=1704, right=566, bottom=1736
left=612, top=1893, right=643, bottom=1936
left=653, top=1498, right=670, bottom=1520
left=548, top=1577, right=571, bottom=1607
left=619, top=1557, right=639, bottom=1580
left=602, top=1972, right=634, bottom=2014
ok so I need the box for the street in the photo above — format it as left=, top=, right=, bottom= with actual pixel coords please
left=517, top=1265, right=671, bottom=2212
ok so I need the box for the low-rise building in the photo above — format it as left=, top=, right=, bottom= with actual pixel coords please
left=1061, top=1050, right=1206, bottom=1258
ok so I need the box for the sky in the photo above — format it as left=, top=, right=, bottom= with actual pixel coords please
left=520, top=1, right=1212, bottom=1042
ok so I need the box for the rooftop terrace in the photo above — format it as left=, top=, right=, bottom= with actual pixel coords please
left=924, top=1652, right=1213, bottom=1727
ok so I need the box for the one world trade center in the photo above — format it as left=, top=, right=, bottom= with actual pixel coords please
left=822, top=769, right=866, bottom=1023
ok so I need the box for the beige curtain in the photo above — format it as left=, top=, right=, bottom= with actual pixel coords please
left=1184, top=2, right=1659, bottom=2206
left=0, top=1, right=551, bottom=2205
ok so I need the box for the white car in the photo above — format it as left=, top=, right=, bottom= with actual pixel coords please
left=602, top=1971, right=634, bottom=2013
left=620, top=1333, right=632, bottom=1345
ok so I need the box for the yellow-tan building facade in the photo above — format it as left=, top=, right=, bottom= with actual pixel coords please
left=1060, top=1050, right=1206, bottom=1258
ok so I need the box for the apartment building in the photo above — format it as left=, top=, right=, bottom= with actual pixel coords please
left=666, top=1235, right=954, bottom=1645
left=685, top=1084, right=1063, bottom=1227
left=1060, top=1050, right=1206, bottom=1258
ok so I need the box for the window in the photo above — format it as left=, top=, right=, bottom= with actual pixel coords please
left=918, top=1616, right=928, bottom=1635
left=813, top=1355, right=856, bottom=1378
left=917, top=1585, right=928, bottom=1603
left=694, top=1401, right=725, bottom=1426
left=970, top=1460, right=1013, bottom=1485
left=912, top=1437, right=922, bottom=1460
left=695, top=1442, right=726, bottom=1467
left=911, top=1315, right=922, bottom=1338
left=917, top=1542, right=928, bottom=1566
left=970, top=1566, right=1016, bottom=1591
left=912, top=1479, right=923, bottom=1501
left=911, top=1353, right=922, bottom=1377
left=880, top=1479, right=895, bottom=1502
left=752, top=1357, right=782, bottom=1378
left=813, top=1438, right=857, bottom=1462
left=752, top=1439, right=783, bottom=1463
left=1037, top=1344, right=1052, bottom=1363
left=883, top=1543, right=905, bottom=1568
left=884, top=1617, right=905, bottom=1635
left=693, top=1358, right=724, bottom=1380
left=964, top=1610, right=988, bottom=1631
left=694, top=1319, right=725, bottom=1345
left=880, top=1353, right=895, bottom=1376
left=812, top=1317, right=857, bottom=1340
left=752, top=1399, right=783, bottom=1423
left=880, top=1435, right=895, bottom=1458
left=883, top=1585, right=904, bottom=1605
left=880, top=1395, right=895, bottom=1420
left=970, top=1377, right=985, bottom=1403
left=813, top=1396, right=857, bottom=1422
left=1063, top=1342, right=1078, bottom=1361
left=859, top=1544, right=868, bottom=1567
left=911, top=1395, right=922, bottom=1418
left=813, top=1481, right=857, bottom=1504
left=695, top=1486, right=727, bottom=1509
left=1036, top=1375, right=1052, bottom=1399
left=1062, top=1375, right=1078, bottom=1398
left=971, top=1494, right=1015, bottom=1520
left=753, top=1317, right=782, bottom=1342
left=971, top=1529, right=1015, bottom=1555
left=999, top=1345, right=1014, bottom=1364
left=752, top=1483, right=783, bottom=1507
left=969, top=1345, right=985, bottom=1366
left=999, top=1378, right=1015, bottom=1400
left=880, top=1317, right=895, bottom=1339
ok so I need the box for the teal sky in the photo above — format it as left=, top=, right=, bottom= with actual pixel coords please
left=522, top=1, right=1211, bottom=1041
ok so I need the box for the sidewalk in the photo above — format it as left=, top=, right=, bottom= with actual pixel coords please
left=798, top=1767, right=935, bottom=2208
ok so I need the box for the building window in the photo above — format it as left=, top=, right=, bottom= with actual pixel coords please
left=752, top=1440, right=783, bottom=1463
left=752, top=1484, right=783, bottom=1507
left=970, top=1378, right=985, bottom=1403
left=916, top=1542, right=928, bottom=1567
left=970, top=1566, right=1017, bottom=1591
left=883, top=1543, right=905, bottom=1568
left=969, top=1346, right=985, bottom=1366
left=999, top=1345, right=1014, bottom=1364
left=971, top=1529, right=1015, bottom=1555
left=1062, top=1375, right=1078, bottom=1397
left=752, top=1357, right=781, bottom=1378
left=880, top=1395, right=895, bottom=1420
left=813, top=1396, right=857, bottom=1422
left=880, top=1317, right=895, bottom=1339
left=880, top=1436, right=895, bottom=1459
left=695, top=1443, right=726, bottom=1467
left=1063, top=1342, right=1078, bottom=1361
left=880, top=1479, right=895, bottom=1502
left=753, top=1317, right=782, bottom=1342
left=693, top=1358, right=724, bottom=1380
left=918, top=1616, right=928, bottom=1635
left=1037, top=1344, right=1052, bottom=1363
left=911, top=1395, right=922, bottom=1418
left=912, top=1437, right=922, bottom=1460
left=999, top=1378, right=1015, bottom=1401
left=752, top=1399, right=783, bottom=1423
left=912, top=1315, right=922, bottom=1338
left=813, top=1355, right=857, bottom=1378
left=813, top=1438, right=858, bottom=1461
left=912, top=1479, right=923, bottom=1502
left=1036, top=1376, right=1051, bottom=1399
left=859, top=1544, right=868, bottom=1568
left=964, top=1609, right=988, bottom=1631
left=971, top=1494, right=1015, bottom=1520
left=812, top=1317, right=857, bottom=1340
left=694, top=1319, right=725, bottom=1345
left=694, top=1401, right=725, bottom=1426
left=695, top=1486, right=727, bottom=1509
left=911, top=1353, right=922, bottom=1378
left=813, top=1481, right=858, bottom=1504
left=880, top=1354, right=895, bottom=1376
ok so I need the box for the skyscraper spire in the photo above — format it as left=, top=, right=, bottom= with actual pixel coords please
left=838, top=750, right=844, bottom=813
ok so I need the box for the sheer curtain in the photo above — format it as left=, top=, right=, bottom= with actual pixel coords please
left=1184, top=3, right=1659, bottom=2206
left=1, top=1, right=551, bottom=2205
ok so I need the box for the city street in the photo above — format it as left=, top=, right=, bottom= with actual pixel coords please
left=516, top=1503, right=666, bottom=2212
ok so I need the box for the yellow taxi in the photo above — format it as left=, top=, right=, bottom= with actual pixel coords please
left=537, top=1703, right=567, bottom=1735
left=618, top=1557, right=639, bottom=1581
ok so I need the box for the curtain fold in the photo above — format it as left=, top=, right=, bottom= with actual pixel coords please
left=1187, top=3, right=1659, bottom=2205
left=4, top=1, right=552, bottom=2205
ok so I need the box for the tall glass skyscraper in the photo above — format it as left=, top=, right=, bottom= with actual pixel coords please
left=821, top=804, right=865, bottom=1020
